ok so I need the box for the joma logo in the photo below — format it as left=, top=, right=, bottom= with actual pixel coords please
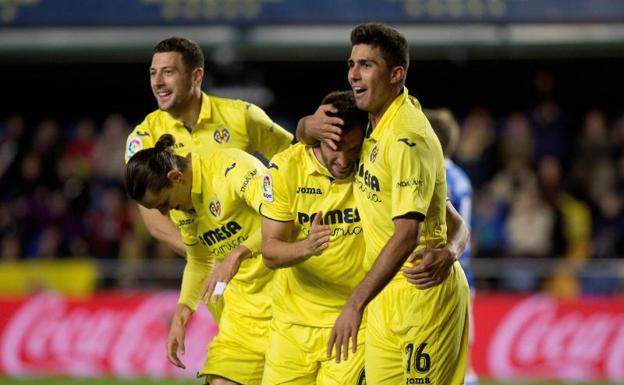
left=296, top=187, right=322, bottom=194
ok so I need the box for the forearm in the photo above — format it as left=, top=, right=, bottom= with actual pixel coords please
left=137, top=204, right=185, bottom=255
left=179, top=253, right=215, bottom=310
left=445, top=201, right=469, bottom=260
left=262, top=237, right=312, bottom=269
left=347, top=223, right=420, bottom=311
left=173, top=303, right=193, bottom=326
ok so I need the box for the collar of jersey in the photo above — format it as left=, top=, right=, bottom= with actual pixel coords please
left=303, top=145, right=332, bottom=178
left=161, top=92, right=211, bottom=129
left=370, top=86, right=409, bottom=141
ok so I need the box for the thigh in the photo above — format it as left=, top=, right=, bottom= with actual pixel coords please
left=262, top=319, right=317, bottom=385
left=201, top=309, right=270, bottom=385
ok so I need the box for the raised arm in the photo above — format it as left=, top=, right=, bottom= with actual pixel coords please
left=295, top=104, right=344, bottom=150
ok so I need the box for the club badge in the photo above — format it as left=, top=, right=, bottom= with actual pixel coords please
left=209, top=199, right=222, bottom=217
left=369, top=145, right=379, bottom=163
left=213, top=127, right=231, bottom=144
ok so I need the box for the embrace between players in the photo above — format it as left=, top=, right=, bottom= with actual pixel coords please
left=124, top=23, right=470, bottom=385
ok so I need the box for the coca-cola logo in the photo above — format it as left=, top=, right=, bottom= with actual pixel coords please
left=0, top=292, right=217, bottom=378
left=487, top=295, right=624, bottom=381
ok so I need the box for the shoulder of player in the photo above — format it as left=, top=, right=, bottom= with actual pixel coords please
left=208, top=95, right=254, bottom=113
left=268, top=143, right=305, bottom=171
left=205, top=148, right=263, bottom=176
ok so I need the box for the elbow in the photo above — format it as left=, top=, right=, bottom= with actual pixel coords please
left=261, top=244, right=279, bottom=270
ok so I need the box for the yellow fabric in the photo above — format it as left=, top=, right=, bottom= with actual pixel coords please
left=261, top=143, right=366, bottom=327
left=354, top=87, right=447, bottom=277
left=124, top=92, right=292, bottom=162
left=365, top=263, right=469, bottom=385
left=262, top=318, right=366, bottom=385
left=175, top=149, right=273, bottom=318
left=200, top=307, right=270, bottom=385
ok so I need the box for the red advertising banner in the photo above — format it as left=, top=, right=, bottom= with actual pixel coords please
left=1, top=292, right=623, bottom=380
left=472, top=294, right=624, bottom=382
left=0, top=291, right=217, bottom=378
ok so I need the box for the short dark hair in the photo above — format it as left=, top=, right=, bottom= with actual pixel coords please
left=424, top=108, right=460, bottom=158
left=153, top=37, right=204, bottom=72
left=125, top=134, right=188, bottom=202
left=321, top=90, right=369, bottom=135
left=350, top=23, right=409, bottom=72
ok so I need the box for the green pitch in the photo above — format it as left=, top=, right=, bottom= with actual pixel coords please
left=0, top=379, right=622, bottom=385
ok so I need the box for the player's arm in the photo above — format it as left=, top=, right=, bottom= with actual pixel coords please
left=295, top=104, right=344, bottom=150
left=169, top=242, right=214, bottom=369
left=328, top=215, right=423, bottom=363
left=137, top=205, right=185, bottom=255
left=201, top=244, right=252, bottom=304
left=261, top=213, right=331, bottom=269
left=403, top=200, right=469, bottom=289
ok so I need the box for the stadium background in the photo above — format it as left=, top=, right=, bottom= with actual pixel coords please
left=1, top=1, right=623, bottom=384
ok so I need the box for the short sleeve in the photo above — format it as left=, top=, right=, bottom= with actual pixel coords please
left=390, top=135, right=437, bottom=219
left=124, top=122, right=155, bottom=163
left=245, top=102, right=293, bottom=159
left=259, top=155, right=293, bottom=222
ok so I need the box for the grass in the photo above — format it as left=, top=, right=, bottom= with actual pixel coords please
left=0, top=378, right=622, bottom=385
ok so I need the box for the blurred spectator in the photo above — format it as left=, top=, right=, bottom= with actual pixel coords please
left=455, top=107, right=498, bottom=188
left=92, top=113, right=128, bottom=184
left=0, top=114, right=25, bottom=181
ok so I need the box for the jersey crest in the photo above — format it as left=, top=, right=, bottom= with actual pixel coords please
left=369, top=144, right=379, bottom=163
left=213, top=127, right=231, bottom=144
left=209, top=199, right=222, bottom=218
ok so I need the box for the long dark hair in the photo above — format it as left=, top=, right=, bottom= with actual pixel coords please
left=125, top=134, right=188, bottom=201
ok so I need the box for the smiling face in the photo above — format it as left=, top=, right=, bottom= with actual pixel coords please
left=317, top=124, right=365, bottom=179
left=348, top=44, right=405, bottom=124
left=150, top=52, right=200, bottom=115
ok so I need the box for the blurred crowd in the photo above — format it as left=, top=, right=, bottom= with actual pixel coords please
left=0, top=76, right=623, bottom=295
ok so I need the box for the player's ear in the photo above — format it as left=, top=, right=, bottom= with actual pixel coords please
left=167, top=169, right=183, bottom=183
left=191, top=67, right=203, bottom=87
left=390, top=66, right=405, bottom=85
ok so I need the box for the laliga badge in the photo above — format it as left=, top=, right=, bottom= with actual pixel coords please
left=263, top=173, right=274, bottom=202
left=127, top=136, right=143, bottom=158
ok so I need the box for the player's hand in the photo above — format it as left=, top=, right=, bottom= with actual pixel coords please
left=327, top=303, right=362, bottom=363
left=303, top=211, right=331, bottom=257
left=403, top=247, right=455, bottom=289
left=201, top=248, right=246, bottom=304
left=303, top=104, right=344, bottom=150
left=166, top=309, right=188, bottom=369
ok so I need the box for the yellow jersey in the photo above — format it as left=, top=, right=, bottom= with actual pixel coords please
left=261, top=143, right=365, bottom=327
left=176, top=148, right=273, bottom=318
left=124, top=92, right=293, bottom=162
left=353, top=88, right=447, bottom=279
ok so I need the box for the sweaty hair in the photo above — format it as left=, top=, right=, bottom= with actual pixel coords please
left=125, top=134, right=188, bottom=202
left=153, top=37, right=205, bottom=73
left=424, top=108, right=460, bottom=158
left=350, top=22, right=409, bottom=72
left=321, top=90, right=369, bottom=135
